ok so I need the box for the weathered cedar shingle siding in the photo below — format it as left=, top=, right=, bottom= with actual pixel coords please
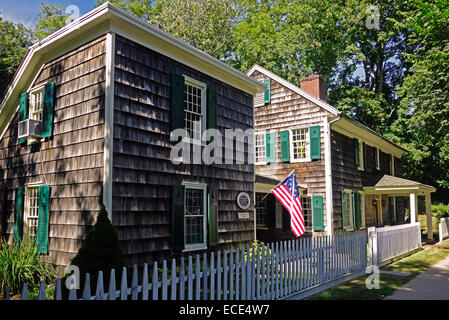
left=251, top=70, right=333, bottom=238
left=112, top=35, right=254, bottom=266
left=0, top=36, right=106, bottom=274
left=331, top=130, right=404, bottom=230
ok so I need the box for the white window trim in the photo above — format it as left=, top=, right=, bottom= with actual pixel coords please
left=24, top=182, right=43, bottom=240
left=183, top=76, right=207, bottom=146
left=182, top=182, right=208, bottom=252
left=360, top=191, right=366, bottom=228
left=290, top=127, right=311, bottom=163
left=255, top=132, right=267, bottom=165
left=254, top=79, right=266, bottom=108
left=343, top=189, right=354, bottom=231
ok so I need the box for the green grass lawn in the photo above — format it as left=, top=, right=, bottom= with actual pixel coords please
left=309, top=239, right=449, bottom=300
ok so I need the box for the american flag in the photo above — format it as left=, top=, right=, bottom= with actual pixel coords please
left=271, top=170, right=305, bottom=237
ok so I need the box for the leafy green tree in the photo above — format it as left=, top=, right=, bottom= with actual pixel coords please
left=0, top=17, right=35, bottom=101
left=34, top=2, right=69, bottom=41
left=393, top=0, right=449, bottom=201
left=96, top=0, right=246, bottom=61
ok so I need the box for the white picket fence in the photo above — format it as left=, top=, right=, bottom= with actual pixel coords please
left=368, top=222, right=422, bottom=267
left=439, top=217, right=449, bottom=242
left=2, top=231, right=367, bottom=300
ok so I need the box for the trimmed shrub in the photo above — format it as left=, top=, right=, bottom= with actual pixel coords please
left=0, top=239, right=56, bottom=295
left=432, top=203, right=449, bottom=220
left=69, top=206, right=124, bottom=288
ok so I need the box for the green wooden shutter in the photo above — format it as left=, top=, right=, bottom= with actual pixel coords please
left=171, top=185, right=185, bottom=251
left=352, top=192, right=361, bottom=229
left=374, top=147, right=379, bottom=169
left=208, top=185, right=218, bottom=247
left=263, top=78, right=271, bottom=104
left=13, top=187, right=24, bottom=244
left=42, top=82, right=55, bottom=138
left=36, top=186, right=50, bottom=254
left=207, top=87, right=217, bottom=130
left=362, top=142, right=367, bottom=170
left=266, top=132, right=275, bottom=163
left=18, top=92, right=28, bottom=144
left=310, top=126, right=321, bottom=160
left=353, top=138, right=360, bottom=167
left=280, top=130, right=290, bottom=162
left=312, top=195, right=324, bottom=231
left=342, top=191, right=351, bottom=230
left=170, top=74, right=185, bottom=133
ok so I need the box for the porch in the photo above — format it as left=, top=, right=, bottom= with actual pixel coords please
left=363, top=175, right=437, bottom=240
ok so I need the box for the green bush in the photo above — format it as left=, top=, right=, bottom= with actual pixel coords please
left=69, top=206, right=124, bottom=288
left=0, top=239, right=56, bottom=295
left=244, top=240, right=272, bottom=262
left=432, top=203, right=449, bottom=220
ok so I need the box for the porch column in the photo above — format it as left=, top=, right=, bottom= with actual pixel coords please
left=425, top=192, right=433, bottom=240
left=410, top=193, right=417, bottom=224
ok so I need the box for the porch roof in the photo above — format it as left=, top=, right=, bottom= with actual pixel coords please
left=363, top=174, right=436, bottom=195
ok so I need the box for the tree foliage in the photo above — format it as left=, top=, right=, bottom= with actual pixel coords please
left=34, top=2, right=68, bottom=41
left=0, top=17, right=34, bottom=101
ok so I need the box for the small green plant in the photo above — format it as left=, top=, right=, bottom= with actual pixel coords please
left=0, top=239, right=56, bottom=295
left=244, top=240, right=272, bottom=262
left=432, top=203, right=449, bottom=220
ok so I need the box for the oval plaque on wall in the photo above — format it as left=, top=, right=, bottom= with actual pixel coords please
left=237, top=192, right=251, bottom=210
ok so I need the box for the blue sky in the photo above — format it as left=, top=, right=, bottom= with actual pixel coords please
left=0, top=0, right=97, bottom=28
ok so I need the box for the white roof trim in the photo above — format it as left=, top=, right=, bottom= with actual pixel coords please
left=247, top=64, right=340, bottom=116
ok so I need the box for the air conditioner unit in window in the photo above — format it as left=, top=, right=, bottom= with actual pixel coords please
left=18, top=119, right=42, bottom=139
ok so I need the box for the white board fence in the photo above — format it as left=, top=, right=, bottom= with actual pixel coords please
left=368, top=222, right=422, bottom=267
left=2, top=231, right=367, bottom=301
left=439, top=217, right=449, bottom=243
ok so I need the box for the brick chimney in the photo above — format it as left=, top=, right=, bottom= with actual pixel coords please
left=300, top=74, right=327, bottom=101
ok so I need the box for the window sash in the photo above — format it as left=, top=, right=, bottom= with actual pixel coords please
left=301, top=197, right=313, bottom=230
left=30, top=87, right=44, bottom=121
left=255, top=133, right=266, bottom=164
left=291, top=128, right=309, bottom=161
left=24, top=186, right=40, bottom=239
left=184, top=184, right=207, bottom=250
left=184, top=79, right=206, bottom=142
left=255, top=193, right=268, bottom=226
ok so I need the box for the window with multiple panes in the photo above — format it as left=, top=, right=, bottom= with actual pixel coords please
left=24, top=186, right=40, bottom=239
left=291, top=128, right=309, bottom=161
left=301, top=197, right=313, bottom=230
left=30, top=87, right=44, bottom=121
left=255, top=193, right=268, bottom=226
left=184, top=78, right=206, bottom=142
left=184, top=185, right=207, bottom=249
left=255, top=133, right=266, bottom=164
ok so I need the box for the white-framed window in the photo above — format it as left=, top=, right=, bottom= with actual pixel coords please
left=290, top=128, right=310, bottom=162
left=342, top=189, right=354, bottom=231
left=255, top=193, right=268, bottom=227
left=357, top=141, right=364, bottom=171
left=29, top=85, right=45, bottom=121
left=24, top=185, right=41, bottom=239
left=184, top=76, right=206, bottom=143
left=183, top=182, right=207, bottom=251
left=255, top=133, right=266, bottom=164
left=301, top=196, right=313, bottom=230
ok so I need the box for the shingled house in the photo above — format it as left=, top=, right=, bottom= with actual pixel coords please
left=248, top=64, right=436, bottom=242
left=0, top=3, right=265, bottom=274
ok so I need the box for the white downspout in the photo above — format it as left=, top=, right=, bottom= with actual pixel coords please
left=324, top=116, right=341, bottom=236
